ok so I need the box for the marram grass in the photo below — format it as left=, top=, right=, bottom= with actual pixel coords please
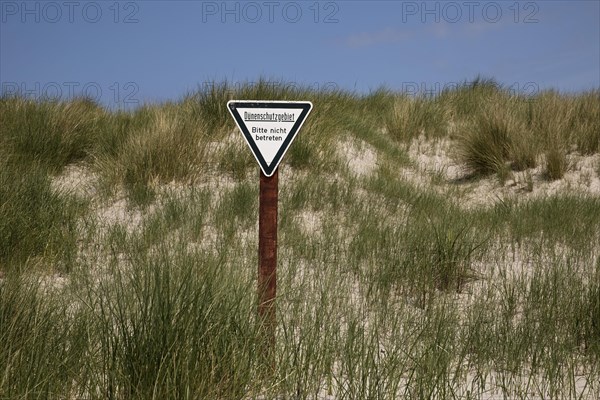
left=1, top=79, right=599, bottom=399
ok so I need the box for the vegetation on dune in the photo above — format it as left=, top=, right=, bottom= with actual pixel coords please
left=384, top=78, right=600, bottom=180
left=1, top=79, right=599, bottom=398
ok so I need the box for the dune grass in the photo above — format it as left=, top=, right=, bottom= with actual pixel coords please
left=0, top=97, right=104, bottom=173
left=80, top=242, right=259, bottom=399
left=0, top=157, right=84, bottom=272
left=385, top=78, right=599, bottom=181
left=1, top=79, right=599, bottom=398
left=385, top=95, right=449, bottom=141
left=0, top=274, right=89, bottom=399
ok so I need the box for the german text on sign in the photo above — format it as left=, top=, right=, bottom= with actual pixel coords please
left=227, top=100, right=313, bottom=176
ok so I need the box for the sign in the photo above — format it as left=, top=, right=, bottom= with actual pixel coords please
left=227, top=100, right=313, bottom=176
left=227, top=99, right=313, bottom=360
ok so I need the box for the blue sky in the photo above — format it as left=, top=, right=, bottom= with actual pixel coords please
left=1, top=0, right=598, bottom=107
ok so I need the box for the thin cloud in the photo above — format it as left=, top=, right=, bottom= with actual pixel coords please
left=341, top=27, right=413, bottom=48
left=338, top=19, right=511, bottom=49
left=462, top=19, right=510, bottom=36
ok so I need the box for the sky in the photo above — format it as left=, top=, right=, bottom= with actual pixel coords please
left=1, top=0, right=599, bottom=108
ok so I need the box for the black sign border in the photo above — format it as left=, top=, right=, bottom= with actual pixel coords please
left=227, top=101, right=313, bottom=176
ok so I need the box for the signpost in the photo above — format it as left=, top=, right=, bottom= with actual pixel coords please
left=227, top=100, right=313, bottom=352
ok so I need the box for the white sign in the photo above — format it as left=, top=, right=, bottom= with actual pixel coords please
left=227, top=100, right=313, bottom=176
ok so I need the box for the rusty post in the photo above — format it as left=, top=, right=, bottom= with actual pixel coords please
left=258, top=168, right=278, bottom=353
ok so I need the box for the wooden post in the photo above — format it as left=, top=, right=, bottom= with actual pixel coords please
left=258, top=168, right=278, bottom=353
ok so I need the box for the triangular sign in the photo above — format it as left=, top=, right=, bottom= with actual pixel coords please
left=227, top=100, right=313, bottom=176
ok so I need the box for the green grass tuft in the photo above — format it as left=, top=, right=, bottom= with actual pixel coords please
left=0, top=97, right=104, bottom=172
left=544, top=146, right=569, bottom=180
left=456, top=105, right=513, bottom=176
left=0, top=275, right=88, bottom=398
left=0, top=158, right=83, bottom=272
left=386, top=96, right=448, bottom=141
